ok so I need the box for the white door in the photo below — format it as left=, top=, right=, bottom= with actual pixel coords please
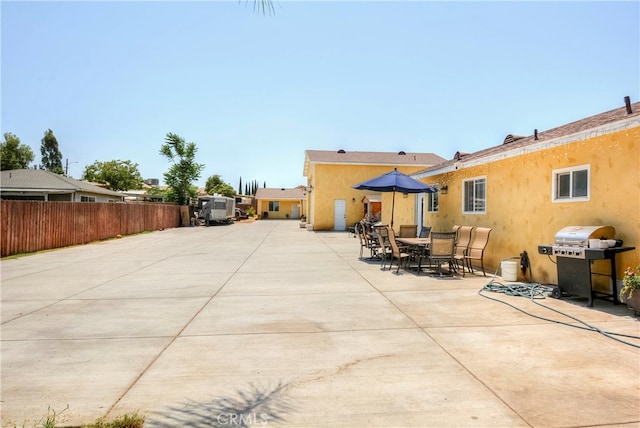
left=334, top=199, right=346, bottom=231
left=291, top=204, right=300, bottom=219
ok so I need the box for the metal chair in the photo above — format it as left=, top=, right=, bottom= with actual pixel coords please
left=386, top=226, right=412, bottom=273
left=453, top=226, right=474, bottom=276
left=427, top=231, right=456, bottom=276
left=419, top=226, right=431, bottom=238
left=376, top=226, right=392, bottom=270
left=363, top=224, right=381, bottom=259
left=355, top=222, right=368, bottom=259
left=356, top=222, right=378, bottom=259
left=465, top=227, right=492, bottom=276
left=398, top=224, right=417, bottom=238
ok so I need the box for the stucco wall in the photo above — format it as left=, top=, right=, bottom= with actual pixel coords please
left=307, top=164, right=426, bottom=231
left=419, top=126, right=639, bottom=286
left=257, top=199, right=301, bottom=219
left=379, top=192, right=419, bottom=230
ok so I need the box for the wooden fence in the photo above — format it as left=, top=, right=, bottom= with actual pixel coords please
left=0, top=200, right=181, bottom=257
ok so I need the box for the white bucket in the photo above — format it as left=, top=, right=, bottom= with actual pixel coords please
left=501, top=260, right=518, bottom=281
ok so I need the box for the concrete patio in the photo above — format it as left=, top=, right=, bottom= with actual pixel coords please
left=1, top=220, right=639, bottom=427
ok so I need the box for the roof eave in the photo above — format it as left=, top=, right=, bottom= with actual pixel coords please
left=414, top=115, right=640, bottom=179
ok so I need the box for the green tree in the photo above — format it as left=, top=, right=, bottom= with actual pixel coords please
left=40, top=129, right=64, bottom=174
left=147, top=184, right=198, bottom=203
left=1, top=132, right=35, bottom=170
left=81, top=160, right=144, bottom=192
left=205, top=174, right=236, bottom=198
left=238, top=176, right=243, bottom=195
left=160, top=133, right=204, bottom=205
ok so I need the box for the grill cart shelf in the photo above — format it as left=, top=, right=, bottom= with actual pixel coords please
left=538, top=245, right=636, bottom=307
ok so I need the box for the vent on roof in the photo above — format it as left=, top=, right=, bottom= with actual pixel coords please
left=454, top=151, right=469, bottom=161
left=398, top=151, right=406, bottom=155
left=625, top=96, right=633, bottom=114
left=534, top=129, right=538, bottom=141
left=503, top=134, right=525, bottom=145
left=337, top=149, right=346, bottom=154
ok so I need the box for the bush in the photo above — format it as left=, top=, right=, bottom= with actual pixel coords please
left=82, top=413, right=145, bottom=428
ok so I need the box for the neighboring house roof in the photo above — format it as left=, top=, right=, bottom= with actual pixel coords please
left=255, top=187, right=306, bottom=200
left=0, top=169, right=124, bottom=198
left=414, top=100, right=640, bottom=177
left=304, top=150, right=446, bottom=176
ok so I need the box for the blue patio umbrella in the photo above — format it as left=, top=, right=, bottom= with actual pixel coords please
left=352, top=168, right=437, bottom=228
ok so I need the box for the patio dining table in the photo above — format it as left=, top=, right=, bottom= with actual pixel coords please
left=396, top=237, right=430, bottom=247
left=395, top=237, right=431, bottom=274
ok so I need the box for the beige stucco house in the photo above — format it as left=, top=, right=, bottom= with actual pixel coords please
left=255, top=187, right=306, bottom=220
left=303, top=150, right=445, bottom=231
left=411, top=98, right=639, bottom=288
left=0, top=169, right=124, bottom=202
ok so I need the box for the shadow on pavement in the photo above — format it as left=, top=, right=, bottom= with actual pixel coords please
left=145, top=381, right=296, bottom=427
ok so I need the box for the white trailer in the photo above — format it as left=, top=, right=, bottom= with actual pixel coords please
left=197, top=195, right=235, bottom=225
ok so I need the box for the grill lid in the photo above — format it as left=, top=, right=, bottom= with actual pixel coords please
left=554, top=226, right=615, bottom=246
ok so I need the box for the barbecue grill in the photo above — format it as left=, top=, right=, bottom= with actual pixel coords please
left=538, top=226, right=635, bottom=307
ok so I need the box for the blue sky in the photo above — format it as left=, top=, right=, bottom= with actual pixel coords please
left=2, top=1, right=639, bottom=189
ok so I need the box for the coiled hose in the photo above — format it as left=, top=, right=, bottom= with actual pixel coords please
left=479, top=255, right=640, bottom=349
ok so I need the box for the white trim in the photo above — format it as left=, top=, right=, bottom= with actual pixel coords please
left=426, top=190, right=439, bottom=213
left=551, top=164, right=590, bottom=203
left=462, top=176, right=487, bottom=214
left=415, top=193, right=425, bottom=230
left=414, top=116, right=640, bottom=179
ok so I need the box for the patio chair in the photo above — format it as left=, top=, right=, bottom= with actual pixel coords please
left=399, top=224, right=418, bottom=238
left=419, top=226, right=431, bottom=238
left=355, top=222, right=368, bottom=259
left=356, top=222, right=378, bottom=258
left=376, top=226, right=392, bottom=270
left=427, top=231, right=456, bottom=276
left=452, top=226, right=473, bottom=276
left=363, top=223, right=381, bottom=259
left=386, top=226, right=412, bottom=273
left=465, top=227, right=492, bottom=276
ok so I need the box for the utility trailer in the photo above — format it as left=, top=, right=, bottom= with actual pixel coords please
left=196, top=195, right=235, bottom=225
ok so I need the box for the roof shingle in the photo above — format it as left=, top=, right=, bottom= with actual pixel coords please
left=414, top=101, right=640, bottom=176
left=1, top=169, right=124, bottom=197
left=305, top=150, right=445, bottom=166
left=254, top=187, right=306, bottom=200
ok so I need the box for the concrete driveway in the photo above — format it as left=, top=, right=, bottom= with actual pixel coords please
left=1, top=220, right=639, bottom=427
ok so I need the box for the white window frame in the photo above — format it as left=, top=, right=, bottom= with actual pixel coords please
left=426, top=188, right=439, bottom=213
left=462, top=176, right=486, bottom=214
left=552, top=164, right=590, bottom=203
